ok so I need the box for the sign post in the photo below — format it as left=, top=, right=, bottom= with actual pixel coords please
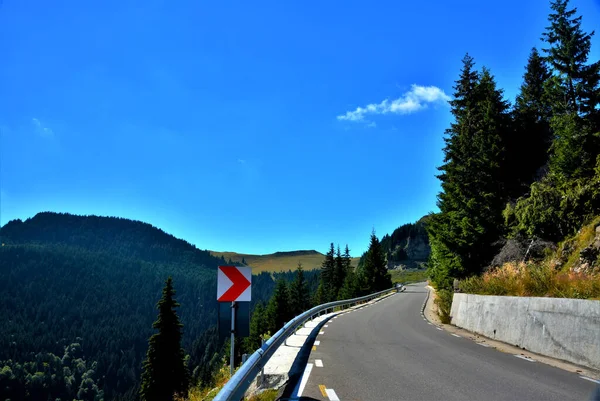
left=230, top=301, right=236, bottom=376
left=217, top=266, right=251, bottom=376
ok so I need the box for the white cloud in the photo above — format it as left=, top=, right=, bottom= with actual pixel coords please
left=337, top=84, right=451, bottom=123
left=32, top=118, right=54, bottom=138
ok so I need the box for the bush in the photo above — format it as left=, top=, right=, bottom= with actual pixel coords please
left=434, top=289, right=454, bottom=324
left=512, top=159, right=600, bottom=242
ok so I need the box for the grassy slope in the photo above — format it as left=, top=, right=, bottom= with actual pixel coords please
left=209, top=250, right=361, bottom=273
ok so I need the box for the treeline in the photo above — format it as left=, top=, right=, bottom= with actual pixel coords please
left=191, top=233, right=392, bottom=396
left=242, top=234, right=392, bottom=362
left=428, top=0, right=600, bottom=289
left=0, top=212, right=317, bottom=400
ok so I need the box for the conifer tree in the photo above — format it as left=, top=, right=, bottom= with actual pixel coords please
left=243, top=302, right=266, bottom=354
left=339, top=268, right=360, bottom=300
left=428, top=55, right=511, bottom=288
left=140, top=277, right=189, bottom=401
left=542, top=0, right=600, bottom=116
left=333, top=245, right=346, bottom=297
left=361, top=231, right=391, bottom=292
left=343, top=245, right=352, bottom=271
left=542, top=0, right=600, bottom=179
left=511, top=47, right=553, bottom=192
left=319, top=243, right=336, bottom=301
left=266, top=279, right=291, bottom=332
left=289, top=263, right=310, bottom=316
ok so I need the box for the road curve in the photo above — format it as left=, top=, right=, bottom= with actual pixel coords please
left=293, top=283, right=597, bottom=401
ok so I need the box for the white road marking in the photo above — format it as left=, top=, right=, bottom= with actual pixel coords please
left=319, top=331, right=325, bottom=335
left=325, top=325, right=329, bottom=328
left=314, top=341, right=320, bottom=346
left=451, top=334, right=461, bottom=338
left=477, top=343, right=490, bottom=347
left=325, top=389, right=340, bottom=401
left=427, top=322, right=433, bottom=325
left=436, top=327, right=443, bottom=331
left=315, top=359, right=324, bottom=367
left=296, top=363, right=313, bottom=397
left=580, top=376, right=600, bottom=384
left=514, top=355, right=536, bottom=362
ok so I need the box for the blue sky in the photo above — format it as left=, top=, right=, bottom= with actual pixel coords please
left=1, top=0, right=599, bottom=256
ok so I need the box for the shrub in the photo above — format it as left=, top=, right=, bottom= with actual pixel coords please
left=434, top=289, right=454, bottom=324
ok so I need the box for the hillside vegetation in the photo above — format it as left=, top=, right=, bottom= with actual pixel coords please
left=0, top=212, right=320, bottom=401
left=209, top=250, right=360, bottom=273
left=427, top=0, right=600, bottom=294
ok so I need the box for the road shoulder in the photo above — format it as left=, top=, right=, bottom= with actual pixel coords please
left=423, top=285, right=600, bottom=381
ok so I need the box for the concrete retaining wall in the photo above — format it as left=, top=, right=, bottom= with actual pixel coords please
left=451, top=293, right=600, bottom=370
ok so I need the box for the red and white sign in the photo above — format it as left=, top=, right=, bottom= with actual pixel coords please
left=217, top=266, right=251, bottom=302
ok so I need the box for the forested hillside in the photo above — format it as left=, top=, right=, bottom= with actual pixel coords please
left=428, top=0, right=600, bottom=291
left=0, top=212, right=320, bottom=400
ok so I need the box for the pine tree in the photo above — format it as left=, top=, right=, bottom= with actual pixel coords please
left=343, top=245, right=352, bottom=271
left=266, top=279, right=291, bottom=332
left=542, top=0, right=600, bottom=179
left=339, top=268, right=360, bottom=300
left=289, top=263, right=310, bottom=316
left=243, top=302, right=266, bottom=354
left=428, top=55, right=511, bottom=289
left=320, top=243, right=336, bottom=301
left=361, top=231, right=392, bottom=292
left=140, top=277, right=189, bottom=401
left=333, top=245, right=346, bottom=297
left=313, top=282, right=326, bottom=306
left=542, top=0, right=599, bottom=116
left=242, top=257, right=246, bottom=265
left=511, top=47, right=553, bottom=192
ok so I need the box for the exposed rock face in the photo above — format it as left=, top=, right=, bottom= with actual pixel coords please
left=489, top=237, right=556, bottom=269
left=571, top=225, right=600, bottom=274
left=379, top=218, right=431, bottom=270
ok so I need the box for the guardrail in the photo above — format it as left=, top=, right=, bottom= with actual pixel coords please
left=214, top=285, right=402, bottom=401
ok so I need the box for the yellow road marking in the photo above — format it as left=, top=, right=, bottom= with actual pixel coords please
left=312, top=345, right=317, bottom=351
left=319, top=384, right=328, bottom=398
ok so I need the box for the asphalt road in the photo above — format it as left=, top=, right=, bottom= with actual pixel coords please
left=295, top=283, right=598, bottom=401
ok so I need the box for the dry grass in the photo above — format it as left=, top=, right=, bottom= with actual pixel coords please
left=178, top=364, right=278, bottom=401
left=246, top=389, right=279, bottom=401
left=459, top=262, right=600, bottom=299
left=209, top=250, right=360, bottom=273
left=178, top=365, right=232, bottom=401
left=557, top=216, right=600, bottom=272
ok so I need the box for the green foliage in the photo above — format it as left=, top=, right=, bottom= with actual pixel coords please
left=361, top=232, right=392, bottom=293
left=542, top=0, right=600, bottom=116
left=434, top=289, right=453, bottom=324
left=319, top=243, right=352, bottom=301
left=549, top=113, right=599, bottom=179
left=511, top=47, right=553, bottom=193
left=428, top=56, right=511, bottom=289
left=140, top=277, right=190, bottom=401
left=289, top=264, right=311, bottom=316
left=0, top=343, right=103, bottom=401
left=512, top=161, right=600, bottom=241
left=319, top=243, right=336, bottom=302
left=338, top=268, right=360, bottom=300
left=0, top=212, right=307, bottom=400
left=266, top=279, right=292, bottom=333
left=389, top=269, right=429, bottom=285
left=376, top=218, right=430, bottom=266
